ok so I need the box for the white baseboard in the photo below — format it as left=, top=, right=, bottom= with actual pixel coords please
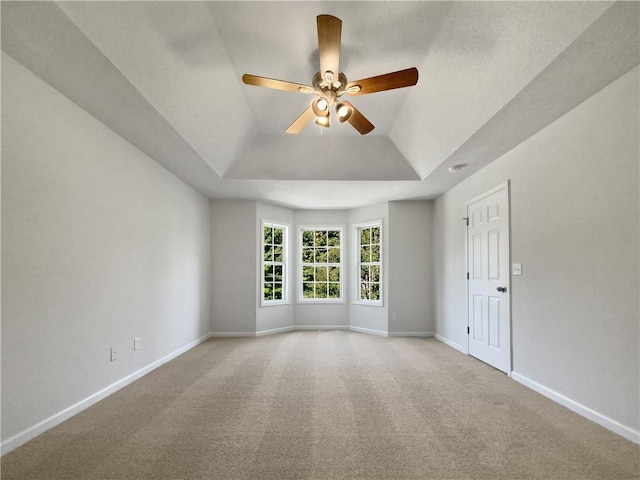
left=0, top=333, right=212, bottom=456
left=511, top=371, right=640, bottom=445
left=294, top=324, right=350, bottom=331
left=213, top=326, right=350, bottom=337
left=348, top=325, right=388, bottom=337
left=255, top=326, right=294, bottom=336
left=209, top=331, right=256, bottom=337
left=434, top=334, right=468, bottom=354
left=388, top=331, right=435, bottom=338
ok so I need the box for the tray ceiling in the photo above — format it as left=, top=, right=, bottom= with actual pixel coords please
left=2, top=1, right=638, bottom=208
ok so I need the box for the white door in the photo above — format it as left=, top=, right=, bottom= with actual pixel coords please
left=467, top=183, right=511, bottom=374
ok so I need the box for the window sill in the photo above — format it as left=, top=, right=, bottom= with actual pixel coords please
left=297, top=299, right=346, bottom=305
left=261, top=300, right=291, bottom=307
left=352, top=300, right=383, bottom=307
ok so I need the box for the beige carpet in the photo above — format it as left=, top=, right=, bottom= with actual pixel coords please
left=2, top=331, right=638, bottom=479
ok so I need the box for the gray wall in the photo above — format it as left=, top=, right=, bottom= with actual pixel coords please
left=211, top=202, right=436, bottom=337
left=388, top=201, right=434, bottom=336
left=1, top=54, right=212, bottom=447
left=433, top=66, right=639, bottom=434
left=210, top=200, right=256, bottom=334
left=212, top=202, right=430, bottom=335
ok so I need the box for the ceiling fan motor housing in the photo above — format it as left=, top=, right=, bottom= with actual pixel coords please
left=312, top=71, right=348, bottom=104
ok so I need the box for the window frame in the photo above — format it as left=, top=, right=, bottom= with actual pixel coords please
left=261, top=220, right=290, bottom=307
left=353, top=220, right=383, bottom=306
left=297, top=225, right=345, bottom=304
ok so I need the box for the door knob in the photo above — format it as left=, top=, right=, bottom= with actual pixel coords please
left=497, top=286, right=507, bottom=293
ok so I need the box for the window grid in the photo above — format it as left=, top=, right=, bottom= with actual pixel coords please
left=263, top=223, right=287, bottom=303
left=300, top=228, right=342, bottom=301
left=358, top=224, right=382, bottom=302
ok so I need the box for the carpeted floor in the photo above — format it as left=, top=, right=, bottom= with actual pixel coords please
left=1, top=331, right=638, bottom=479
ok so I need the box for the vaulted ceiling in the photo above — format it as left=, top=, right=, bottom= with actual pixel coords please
left=2, top=1, right=638, bottom=208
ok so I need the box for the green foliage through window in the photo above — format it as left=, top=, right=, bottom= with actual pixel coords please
left=263, top=224, right=287, bottom=302
left=300, top=228, right=341, bottom=300
left=358, top=224, right=381, bottom=302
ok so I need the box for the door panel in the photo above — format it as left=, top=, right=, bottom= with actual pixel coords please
left=488, top=296, right=500, bottom=348
left=467, top=184, right=510, bottom=373
left=472, top=234, right=483, bottom=279
left=472, top=295, right=483, bottom=341
left=488, top=229, right=500, bottom=279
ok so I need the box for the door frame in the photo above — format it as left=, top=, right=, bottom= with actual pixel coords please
left=465, top=181, right=512, bottom=376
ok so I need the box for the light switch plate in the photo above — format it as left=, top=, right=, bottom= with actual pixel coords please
left=512, top=263, right=522, bottom=276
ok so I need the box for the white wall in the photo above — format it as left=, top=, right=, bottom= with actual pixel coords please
left=256, top=202, right=294, bottom=334
left=388, top=201, right=434, bottom=336
left=1, top=54, right=212, bottom=450
left=349, top=203, right=389, bottom=335
left=210, top=200, right=256, bottom=334
left=293, top=210, right=350, bottom=328
left=434, top=66, right=639, bottom=437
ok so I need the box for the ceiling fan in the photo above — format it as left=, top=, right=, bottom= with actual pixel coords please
left=242, top=14, right=419, bottom=135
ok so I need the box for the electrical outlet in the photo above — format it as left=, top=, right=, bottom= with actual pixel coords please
left=512, top=263, right=522, bottom=276
left=134, top=338, right=141, bottom=351
left=110, top=347, right=117, bottom=361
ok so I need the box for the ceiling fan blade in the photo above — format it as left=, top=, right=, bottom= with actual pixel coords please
left=242, top=74, right=312, bottom=93
left=317, top=15, right=342, bottom=84
left=342, top=101, right=375, bottom=135
left=285, top=106, right=315, bottom=134
left=345, top=67, right=419, bottom=96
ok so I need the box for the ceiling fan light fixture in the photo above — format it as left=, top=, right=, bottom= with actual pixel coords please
left=312, top=96, right=330, bottom=117
left=336, top=102, right=352, bottom=122
left=315, top=116, right=330, bottom=128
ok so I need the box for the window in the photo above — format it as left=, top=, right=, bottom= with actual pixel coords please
left=299, top=227, right=343, bottom=302
left=262, top=221, right=288, bottom=305
left=356, top=222, right=382, bottom=305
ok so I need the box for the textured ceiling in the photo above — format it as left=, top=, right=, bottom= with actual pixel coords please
left=2, top=1, right=639, bottom=208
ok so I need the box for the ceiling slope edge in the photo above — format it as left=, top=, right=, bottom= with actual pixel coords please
left=389, top=1, right=614, bottom=185
left=57, top=0, right=257, bottom=179
left=421, top=1, right=640, bottom=196
left=0, top=1, right=220, bottom=196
